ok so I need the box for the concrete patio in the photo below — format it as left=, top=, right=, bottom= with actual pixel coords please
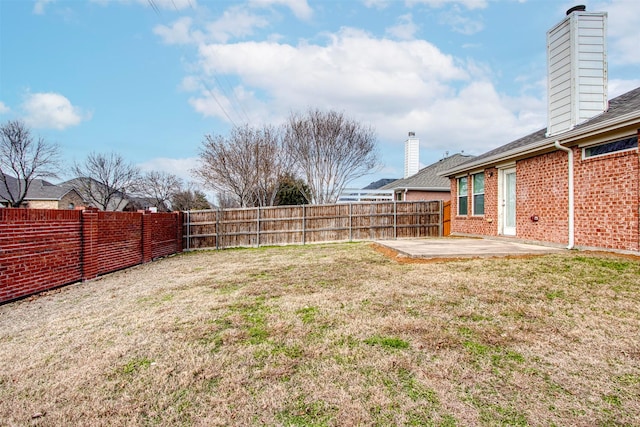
left=376, top=237, right=566, bottom=259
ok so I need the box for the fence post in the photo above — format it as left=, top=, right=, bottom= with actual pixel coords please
left=302, top=205, right=306, bottom=245
left=176, top=212, right=184, bottom=253
left=349, top=203, right=353, bottom=241
left=439, top=200, right=443, bottom=237
left=256, top=206, right=261, bottom=248
left=394, top=201, right=397, bottom=239
left=81, top=208, right=100, bottom=281
left=185, top=211, right=190, bottom=251
left=216, top=208, right=221, bottom=250
left=142, top=211, right=153, bottom=263
left=370, top=203, right=374, bottom=240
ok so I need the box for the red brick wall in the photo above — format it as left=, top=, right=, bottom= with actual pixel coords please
left=516, top=151, right=569, bottom=245
left=96, top=211, right=143, bottom=275
left=0, top=209, right=182, bottom=304
left=450, top=136, right=640, bottom=252
left=0, top=209, right=82, bottom=303
left=403, top=190, right=451, bottom=202
left=450, top=168, right=498, bottom=236
left=144, top=212, right=184, bottom=262
left=574, top=146, right=639, bottom=251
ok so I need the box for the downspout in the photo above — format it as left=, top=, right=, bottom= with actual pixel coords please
left=554, top=141, right=575, bottom=249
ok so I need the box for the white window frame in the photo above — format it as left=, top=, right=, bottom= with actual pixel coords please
left=472, top=172, right=485, bottom=216
left=457, top=176, right=468, bottom=216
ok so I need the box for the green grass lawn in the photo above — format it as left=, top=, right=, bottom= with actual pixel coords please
left=1, top=243, right=639, bottom=426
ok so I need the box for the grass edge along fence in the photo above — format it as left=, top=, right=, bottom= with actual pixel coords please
left=184, top=200, right=444, bottom=250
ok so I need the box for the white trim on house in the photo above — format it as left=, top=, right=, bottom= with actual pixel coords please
left=440, top=110, right=640, bottom=178
left=499, top=167, right=517, bottom=236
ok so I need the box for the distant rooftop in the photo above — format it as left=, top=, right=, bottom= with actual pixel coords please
left=382, top=153, right=475, bottom=191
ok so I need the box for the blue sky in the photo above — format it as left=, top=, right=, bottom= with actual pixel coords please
left=1, top=0, right=639, bottom=190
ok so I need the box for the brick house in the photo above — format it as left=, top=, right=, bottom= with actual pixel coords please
left=442, top=7, right=640, bottom=253
left=0, top=174, right=85, bottom=209
left=382, top=153, right=474, bottom=201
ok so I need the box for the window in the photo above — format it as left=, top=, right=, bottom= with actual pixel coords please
left=457, top=177, right=468, bottom=215
left=584, top=136, right=638, bottom=158
left=472, top=173, right=484, bottom=215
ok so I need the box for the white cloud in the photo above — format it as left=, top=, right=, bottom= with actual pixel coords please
left=138, top=157, right=199, bottom=182
left=406, top=0, right=487, bottom=10
left=386, top=14, right=418, bottom=40
left=595, top=0, right=640, bottom=65
left=362, top=0, right=390, bottom=9
left=22, top=92, right=89, bottom=130
left=438, top=6, right=484, bottom=35
left=179, top=26, right=547, bottom=162
left=154, top=17, right=201, bottom=45
left=33, top=0, right=54, bottom=14
left=146, top=0, right=196, bottom=9
left=190, top=28, right=470, bottom=125
left=609, top=79, right=640, bottom=99
left=154, top=7, right=270, bottom=45
left=249, top=0, right=313, bottom=20
left=205, top=6, right=270, bottom=43
left=0, top=102, right=10, bottom=114
left=90, top=0, right=196, bottom=10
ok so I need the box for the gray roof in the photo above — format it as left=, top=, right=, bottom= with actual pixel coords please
left=364, top=178, right=398, bottom=190
left=442, top=85, right=640, bottom=176
left=1, top=174, right=74, bottom=202
left=382, top=153, right=475, bottom=191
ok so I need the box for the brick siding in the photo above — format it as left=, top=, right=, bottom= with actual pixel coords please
left=402, top=190, right=451, bottom=202
left=450, top=168, right=498, bottom=236
left=516, top=151, right=570, bottom=245
left=574, top=146, right=640, bottom=251
left=0, top=208, right=183, bottom=304
left=450, top=131, right=640, bottom=252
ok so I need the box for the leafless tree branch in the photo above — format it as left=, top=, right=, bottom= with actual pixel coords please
left=0, top=120, right=60, bottom=207
left=285, top=109, right=380, bottom=204
left=193, top=124, right=293, bottom=207
left=140, top=171, right=183, bottom=211
left=71, top=152, right=141, bottom=211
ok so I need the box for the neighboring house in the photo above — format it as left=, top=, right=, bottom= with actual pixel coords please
left=123, top=196, right=170, bottom=212
left=59, top=177, right=131, bottom=211
left=382, top=153, right=474, bottom=201
left=59, top=177, right=170, bottom=212
left=442, top=7, right=640, bottom=253
left=364, top=178, right=397, bottom=190
left=0, top=174, right=85, bottom=209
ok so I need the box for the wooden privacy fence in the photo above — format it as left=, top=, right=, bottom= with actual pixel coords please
left=184, top=201, right=444, bottom=250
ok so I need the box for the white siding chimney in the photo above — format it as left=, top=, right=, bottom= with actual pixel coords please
left=404, top=132, right=419, bottom=178
left=546, top=6, right=607, bottom=137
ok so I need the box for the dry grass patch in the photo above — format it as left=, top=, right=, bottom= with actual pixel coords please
left=1, top=243, right=639, bottom=426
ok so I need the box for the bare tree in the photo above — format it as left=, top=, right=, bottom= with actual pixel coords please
left=171, top=187, right=211, bottom=211
left=216, top=191, right=240, bottom=209
left=0, top=120, right=60, bottom=207
left=193, top=124, right=292, bottom=207
left=285, top=108, right=380, bottom=204
left=70, top=152, right=141, bottom=211
left=140, top=171, right=183, bottom=211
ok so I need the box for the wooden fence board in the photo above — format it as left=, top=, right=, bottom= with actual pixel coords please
left=183, top=201, right=442, bottom=250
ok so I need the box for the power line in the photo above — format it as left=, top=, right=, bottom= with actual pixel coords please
left=148, top=0, right=250, bottom=126
left=222, top=75, right=251, bottom=123
left=147, top=0, right=160, bottom=15
left=199, top=78, right=238, bottom=127
left=213, top=73, right=251, bottom=125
